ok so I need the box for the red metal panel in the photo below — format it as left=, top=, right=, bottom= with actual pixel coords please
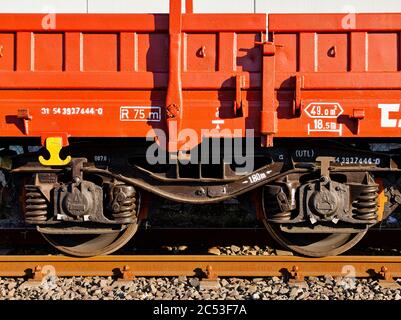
left=0, top=90, right=263, bottom=139
left=218, top=32, right=236, bottom=72
left=6, top=9, right=401, bottom=145
left=64, top=32, right=82, bottom=71
left=0, top=14, right=166, bottom=32
left=183, top=14, right=266, bottom=32
left=270, top=14, right=401, bottom=32
left=275, top=72, right=401, bottom=90
left=0, top=33, right=15, bottom=71
left=0, top=14, right=266, bottom=32
left=185, top=33, right=217, bottom=72
left=274, top=33, right=298, bottom=72
left=268, top=13, right=401, bottom=141
left=33, top=33, right=63, bottom=71
left=350, top=32, right=367, bottom=72
left=236, top=33, right=262, bottom=72
left=16, top=32, right=32, bottom=71
left=367, top=33, right=399, bottom=71
left=83, top=33, right=118, bottom=71
left=0, top=71, right=261, bottom=89
left=120, top=32, right=135, bottom=72
left=137, top=33, right=169, bottom=72
left=317, top=33, right=348, bottom=72
left=299, top=33, right=315, bottom=72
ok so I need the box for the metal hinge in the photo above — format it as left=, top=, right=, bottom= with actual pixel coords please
left=255, top=41, right=282, bottom=56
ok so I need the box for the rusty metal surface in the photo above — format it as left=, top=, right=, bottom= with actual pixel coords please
left=1, top=254, right=401, bottom=278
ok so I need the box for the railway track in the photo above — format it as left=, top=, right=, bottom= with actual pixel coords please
left=1, top=228, right=401, bottom=284
left=0, top=255, right=401, bottom=283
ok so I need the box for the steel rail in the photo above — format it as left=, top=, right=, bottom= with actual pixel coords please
left=0, top=255, right=401, bottom=278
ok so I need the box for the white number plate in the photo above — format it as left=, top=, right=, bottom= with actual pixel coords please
left=120, top=106, right=161, bottom=122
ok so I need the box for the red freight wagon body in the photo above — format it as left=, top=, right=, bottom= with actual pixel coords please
left=4, top=0, right=401, bottom=258
left=0, top=11, right=266, bottom=147
left=271, top=14, right=401, bottom=140
left=0, top=10, right=401, bottom=146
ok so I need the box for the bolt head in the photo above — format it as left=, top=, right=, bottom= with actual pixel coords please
left=320, top=176, right=330, bottom=184
left=195, top=188, right=205, bottom=196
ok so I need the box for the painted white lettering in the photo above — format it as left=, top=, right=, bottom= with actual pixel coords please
left=378, top=104, right=399, bottom=128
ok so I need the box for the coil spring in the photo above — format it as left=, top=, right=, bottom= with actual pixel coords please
left=24, top=185, right=48, bottom=224
left=353, top=185, right=378, bottom=221
left=111, top=185, right=137, bottom=223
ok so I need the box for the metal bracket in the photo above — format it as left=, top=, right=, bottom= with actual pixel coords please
left=316, top=156, right=336, bottom=178
left=378, top=266, right=400, bottom=289
left=20, top=265, right=44, bottom=289
left=234, top=74, right=245, bottom=117
left=200, top=265, right=220, bottom=290
left=17, top=108, right=32, bottom=135
left=288, top=265, right=308, bottom=289
left=114, top=265, right=136, bottom=286
left=121, top=265, right=135, bottom=281
left=166, top=0, right=183, bottom=152
left=257, top=41, right=280, bottom=147
left=31, top=265, right=44, bottom=282
left=350, top=108, right=365, bottom=135
left=71, top=158, right=87, bottom=180
left=255, top=41, right=279, bottom=56
left=292, top=75, right=304, bottom=116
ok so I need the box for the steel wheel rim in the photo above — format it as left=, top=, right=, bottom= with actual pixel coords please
left=40, top=223, right=139, bottom=257
left=262, top=219, right=367, bottom=257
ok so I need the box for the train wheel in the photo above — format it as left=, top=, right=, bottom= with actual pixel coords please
left=253, top=187, right=368, bottom=257
left=262, top=220, right=367, bottom=257
left=38, top=188, right=152, bottom=257
left=39, top=223, right=139, bottom=257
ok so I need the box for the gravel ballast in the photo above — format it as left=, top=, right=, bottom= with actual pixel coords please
left=0, top=276, right=400, bottom=300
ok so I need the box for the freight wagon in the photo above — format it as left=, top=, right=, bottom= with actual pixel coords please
left=0, top=0, right=400, bottom=257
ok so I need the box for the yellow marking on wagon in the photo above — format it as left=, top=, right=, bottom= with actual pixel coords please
left=39, top=137, right=71, bottom=166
